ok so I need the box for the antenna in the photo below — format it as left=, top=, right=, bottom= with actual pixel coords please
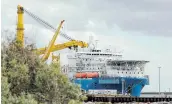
left=88, top=34, right=95, bottom=50
left=89, top=35, right=93, bottom=45
left=95, top=40, right=98, bottom=49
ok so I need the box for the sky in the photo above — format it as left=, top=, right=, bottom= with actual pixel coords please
left=1, top=0, right=172, bottom=92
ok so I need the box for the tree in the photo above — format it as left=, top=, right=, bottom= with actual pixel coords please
left=1, top=37, right=86, bottom=104
left=2, top=76, right=38, bottom=104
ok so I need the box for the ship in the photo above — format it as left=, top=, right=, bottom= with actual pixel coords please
left=62, top=36, right=149, bottom=97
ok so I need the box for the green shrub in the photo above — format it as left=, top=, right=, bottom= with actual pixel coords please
left=1, top=39, right=85, bottom=104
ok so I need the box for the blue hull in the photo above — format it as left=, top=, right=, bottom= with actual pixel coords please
left=74, top=77, right=149, bottom=97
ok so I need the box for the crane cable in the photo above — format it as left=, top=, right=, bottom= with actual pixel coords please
left=24, top=9, right=73, bottom=40
left=22, top=7, right=74, bottom=41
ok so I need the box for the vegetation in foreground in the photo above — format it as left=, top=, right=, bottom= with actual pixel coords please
left=1, top=39, right=86, bottom=104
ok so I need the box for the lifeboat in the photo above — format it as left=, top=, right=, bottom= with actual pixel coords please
left=75, top=72, right=99, bottom=78
left=75, top=73, right=87, bottom=78
left=86, top=72, right=99, bottom=78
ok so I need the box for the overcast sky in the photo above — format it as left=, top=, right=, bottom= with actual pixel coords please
left=1, top=0, right=172, bottom=92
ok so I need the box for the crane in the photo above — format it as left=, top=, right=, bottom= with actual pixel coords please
left=16, top=5, right=88, bottom=62
left=35, top=40, right=88, bottom=55
left=41, top=20, right=64, bottom=62
left=16, top=5, right=24, bottom=47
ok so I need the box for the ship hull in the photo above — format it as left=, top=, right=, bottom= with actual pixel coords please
left=74, top=77, right=149, bottom=97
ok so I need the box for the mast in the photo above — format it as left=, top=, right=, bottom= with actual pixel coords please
left=17, top=5, right=24, bottom=47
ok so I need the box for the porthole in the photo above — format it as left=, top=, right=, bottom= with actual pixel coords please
left=126, top=72, right=127, bottom=74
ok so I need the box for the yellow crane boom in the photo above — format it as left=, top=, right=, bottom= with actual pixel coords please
left=35, top=40, right=88, bottom=55
left=41, top=20, right=65, bottom=62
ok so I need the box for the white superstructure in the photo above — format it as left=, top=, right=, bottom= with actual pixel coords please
left=64, top=36, right=149, bottom=79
